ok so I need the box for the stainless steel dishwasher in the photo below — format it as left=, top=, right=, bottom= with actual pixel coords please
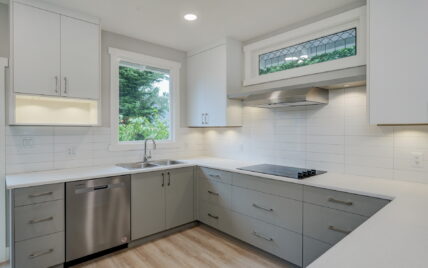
left=66, top=175, right=130, bottom=262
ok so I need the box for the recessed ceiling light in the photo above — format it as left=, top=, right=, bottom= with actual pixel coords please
left=184, top=13, right=198, bottom=21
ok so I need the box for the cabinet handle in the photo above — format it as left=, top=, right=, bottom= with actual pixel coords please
left=64, top=77, right=68, bottom=94
left=207, top=190, right=219, bottom=196
left=167, top=172, right=171, bottom=186
left=207, top=213, right=219, bottom=219
left=28, top=192, right=53, bottom=198
left=205, top=113, right=209, bottom=125
left=161, top=173, right=165, bottom=187
left=29, top=216, right=53, bottom=224
left=54, top=76, right=59, bottom=93
left=252, top=203, right=274, bottom=212
left=29, top=248, right=54, bottom=259
left=208, top=174, right=221, bottom=179
left=328, top=197, right=353, bottom=206
left=252, top=231, right=274, bottom=241
left=328, top=225, right=351, bottom=235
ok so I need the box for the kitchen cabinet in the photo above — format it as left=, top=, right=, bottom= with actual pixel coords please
left=368, top=0, right=428, bottom=124
left=13, top=2, right=61, bottom=96
left=12, top=1, right=100, bottom=99
left=187, top=39, right=242, bottom=127
left=131, top=167, right=194, bottom=240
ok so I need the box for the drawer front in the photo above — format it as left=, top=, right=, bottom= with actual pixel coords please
left=231, top=186, right=302, bottom=233
left=229, top=211, right=302, bottom=267
left=303, top=236, right=331, bottom=267
left=198, top=167, right=233, bottom=184
left=232, top=173, right=303, bottom=201
left=304, top=186, right=389, bottom=217
left=14, top=199, right=64, bottom=242
left=198, top=200, right=231, bottom=234
left=303, top=203, right=367, bottom=245
left=15, top=232, right=64, bottom=268
left=198, top=177, right=231, bottom=208
left=14, top=183, right=64, bottom=207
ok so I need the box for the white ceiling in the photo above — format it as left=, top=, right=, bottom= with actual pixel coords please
left=41, top=0, right=364, bottom=52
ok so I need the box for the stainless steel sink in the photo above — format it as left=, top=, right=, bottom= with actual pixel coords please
left=149, top=160, right=184, bottom=166
left=116, top=159, right=184, bottom=170
left=116, top=162, right=158, bottom=170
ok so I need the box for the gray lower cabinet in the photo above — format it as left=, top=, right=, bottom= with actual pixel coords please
left=303, top=236, right=331, bottom=267
left=131, top=167, right=194, bottom=240
left=11, top=183, right=65, bottom=268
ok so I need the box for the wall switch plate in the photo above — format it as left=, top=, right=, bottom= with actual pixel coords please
left=22, top=137, right=34, bottom=148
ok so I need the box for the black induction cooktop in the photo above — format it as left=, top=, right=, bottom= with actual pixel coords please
left=237, top=164, right=326, bottom=179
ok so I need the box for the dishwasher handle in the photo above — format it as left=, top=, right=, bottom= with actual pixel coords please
left=74, top=182, right=125, bottom=194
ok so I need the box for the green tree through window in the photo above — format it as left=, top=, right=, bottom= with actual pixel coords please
left=119, top=64, right=171, bottom=141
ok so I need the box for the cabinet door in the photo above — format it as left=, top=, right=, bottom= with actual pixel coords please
left=165, top=168, right=194, bottom=229
left=368, top=0, right=428, bottom=124
left=13, top=3, right=61, bottom=96
left=131, top=172, right=165, bottom=240
left=187, top=45, right=227, bottom=127
left=60, top=16, right=100, bottom=99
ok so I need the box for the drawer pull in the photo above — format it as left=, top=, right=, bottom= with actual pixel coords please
left=28, top=192, right=53, bottom=198
left=252, top=203, right=274, bottom=212
left=252, top=231, right=274, bottom=242
left=29, top=248, right=54, bottom=259
left=29, top=216, right=54, bottom=224
left=208, top=174, right=221, bottom=179
left=328, top=225, right=351, bottom=235
left=207, top=213, right=219, bottom=219
left=207, top=190, right=219, bottom=196
left=328, top=197, right=353, bottom=206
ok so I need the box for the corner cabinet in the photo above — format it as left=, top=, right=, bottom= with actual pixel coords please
left=368, top=0, right=428, bottom=124
left=187, top=39, right=242, bottom=127
left=9, top=0, right=101, bottom=125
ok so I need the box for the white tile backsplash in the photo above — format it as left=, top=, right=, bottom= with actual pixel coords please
left=205, top=86, right=428, bottom=184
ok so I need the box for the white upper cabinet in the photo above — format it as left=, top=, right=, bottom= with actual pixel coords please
left=368, top=0, right=428, bottom=124
left=60, top=16, right=100, bottom=99
left=187, top=39, right=242, bottom=127
left=11, top=0, right=100, bottom=100
left=13, top=3, right=61, bottom=96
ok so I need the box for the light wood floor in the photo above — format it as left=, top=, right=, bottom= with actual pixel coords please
left=72, top=225, right=293, bottom=268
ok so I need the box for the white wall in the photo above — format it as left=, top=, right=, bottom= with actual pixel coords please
left=205, top=87, right=428, bottom=184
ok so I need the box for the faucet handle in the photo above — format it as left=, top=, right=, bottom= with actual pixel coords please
left=148, top=149, right=152, bottom=160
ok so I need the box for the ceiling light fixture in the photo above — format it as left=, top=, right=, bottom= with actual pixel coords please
left=184, top=13, right=198, bottom=21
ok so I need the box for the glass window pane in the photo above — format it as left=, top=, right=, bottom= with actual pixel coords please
left=259, top=28, right=357, bottom=75
left=118, top=61, right=171, bottom=142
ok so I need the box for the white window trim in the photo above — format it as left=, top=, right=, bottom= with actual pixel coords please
left=243, top=6, right=366, bottom=86
left=108, top=48, right=181, bottom=151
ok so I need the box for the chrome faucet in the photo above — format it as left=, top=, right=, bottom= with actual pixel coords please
left=143, top=139, right=157, bottom=163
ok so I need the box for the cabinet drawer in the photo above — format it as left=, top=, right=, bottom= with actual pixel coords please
left=303, top=236, right=331, bottom=267
left=14, top=199, right=64, bottom=242
left=303, top=203, right=367, bottom=245
left=15, top=232, right=64, bottom=268
left=231, top=186, right=302, bottom=233
left=198, top=167, right=232, bottom=184
left=232, top=173, right=302, bottom=201
left=198, top=200, right=231, bottom=234
left=229, top=211, right=302, bottom=267
left=14, top=183, right=64, bottom=207
left=304, top=186, right=389, bottom=217
left=198, top=177, right=231, bottom=208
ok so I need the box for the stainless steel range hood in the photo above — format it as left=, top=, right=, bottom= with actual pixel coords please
left=244, top=87, right=329, bottom=108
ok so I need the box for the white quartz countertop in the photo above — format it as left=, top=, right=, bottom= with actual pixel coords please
left=6, top=157, right=428, bottom=267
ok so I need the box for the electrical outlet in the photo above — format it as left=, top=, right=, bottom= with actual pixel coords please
left=22, top=137, right=34, bottom=148
left=67, top=146, right=77, bottom=156
left=411, top=152, right=424, bottom=168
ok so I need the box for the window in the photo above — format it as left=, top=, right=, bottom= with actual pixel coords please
left=259, top=28, right=356, bottom=75
left=109, top=48, right=181, bottom=149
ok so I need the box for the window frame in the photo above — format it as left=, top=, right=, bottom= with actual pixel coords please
left=108, top=47, right=181, bottom=151
left=243, top=7, right=366, bottom=86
